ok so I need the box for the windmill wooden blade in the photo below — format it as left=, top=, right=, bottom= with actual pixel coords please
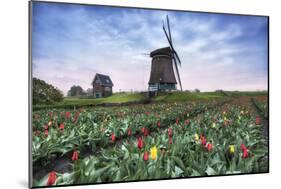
left=166, top=15, right=173, bottom=44
left=173, top=50, right=182, bottom=66
left=162, top=24, right=174, bottom=51
left=162, top=24, right=182, bottom=66
left=161, top=16, right=183, bottom=91
left=172, top=56, right=183, bottom=91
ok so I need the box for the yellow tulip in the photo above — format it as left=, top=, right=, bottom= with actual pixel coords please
left=229, top=145, right=235, bottom=154
left=48, top=121, right=52, bottom=126
left=194, top=134, right=199, bottom=141
left=211, top=122, right=216, bottom=128
left=150, top=146, right=157, bottom=160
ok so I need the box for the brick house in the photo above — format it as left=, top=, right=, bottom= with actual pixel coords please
left=91, top=73, right=113, bottom=98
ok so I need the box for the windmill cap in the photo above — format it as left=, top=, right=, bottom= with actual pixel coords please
left=150, top=47, right=172, bottom=57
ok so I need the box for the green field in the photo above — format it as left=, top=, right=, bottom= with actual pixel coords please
left=33, top=93, right=146, bottom=110
left=33, top=91, right=267, bottom=110
left=65, top=93, right=146, bottom=104
left=154, top=92, right=225, bottom=102
left=225, top=91, right=268, bottom=97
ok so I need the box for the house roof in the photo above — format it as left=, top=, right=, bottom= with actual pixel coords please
left=92, top=73, right=114, bottom=87
left=150, top=46, right=172, bottom=57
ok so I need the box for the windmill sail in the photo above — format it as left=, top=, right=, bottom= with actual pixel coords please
left=162, top=23, right=182, bottom=66
left=172, top=56, right=183, bottom=91
left=162, top=16, right=183, bottom=91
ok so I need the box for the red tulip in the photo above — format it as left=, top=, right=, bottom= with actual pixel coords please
left=168, top=128, right=173, bottom=137
left=34, top=130, right=40, bottom=136
left=144, top=128, right=149, bottom=136
left=241, top=143, right=247, bottom=151
left=255, top=116, right=261, bottom=125
left=44, top=130, right=49, bottom=137
left=141, top=127, right=149, bottom=136
left=184, top=119, right=190, bottom=125
left=242, top=148, right=249, bottom=158
left=200, top=135, right=206, bottom=146
left=111, top=133, right=116, bottom=142
left=241, top=144, right=249, bottom=158
left=44, top=125, right=48, bottom=130
left=47, top=171, right=57, bottom=186
left=157, top=121, right=161, bottom=127
left=137, top=137, right=144, bottom=149
left=75, top=111, right=80, bottom=117
left=72, top=150, right=79, bottom=161
left=206, top=143, right=213, bottom=152
left=65, top=111, right=71, bottom=119
left=59, top=123, right=65, bottom=130
left=176, top=118, right=179, bottom=125
left=143, top=151, right=149, bottom=161
left=127, top=128, right=132, bottom=136
left=169, top=137, right=173, bottom=144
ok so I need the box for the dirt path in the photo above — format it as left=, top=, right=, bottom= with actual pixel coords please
left=252, top=97, right=269, bottom=172
left=250, top=96, right=269, bottom=142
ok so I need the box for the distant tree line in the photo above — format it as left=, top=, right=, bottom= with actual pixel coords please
left=33, top=78, right=64, bottom=105
left=67, top=85, right=85, bottom=96
left=67, top=85, right=93, bottom=97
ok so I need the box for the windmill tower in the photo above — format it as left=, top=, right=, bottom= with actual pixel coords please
left=148, top=15, right=182, bottom=93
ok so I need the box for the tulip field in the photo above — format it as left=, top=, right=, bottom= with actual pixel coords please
left=32, top=95, right=268, bottom=187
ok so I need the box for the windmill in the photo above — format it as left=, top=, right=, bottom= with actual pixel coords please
left=148, top=15, right=183, bottom=93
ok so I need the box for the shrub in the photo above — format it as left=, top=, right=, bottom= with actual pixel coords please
left=33, top=78, right=64, bottom=105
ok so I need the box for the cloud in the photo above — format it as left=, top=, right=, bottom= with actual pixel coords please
left=32, top=2, right=268, bottom=95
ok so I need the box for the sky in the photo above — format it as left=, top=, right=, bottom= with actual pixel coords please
left=32, top=2, right=268, bottom=95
